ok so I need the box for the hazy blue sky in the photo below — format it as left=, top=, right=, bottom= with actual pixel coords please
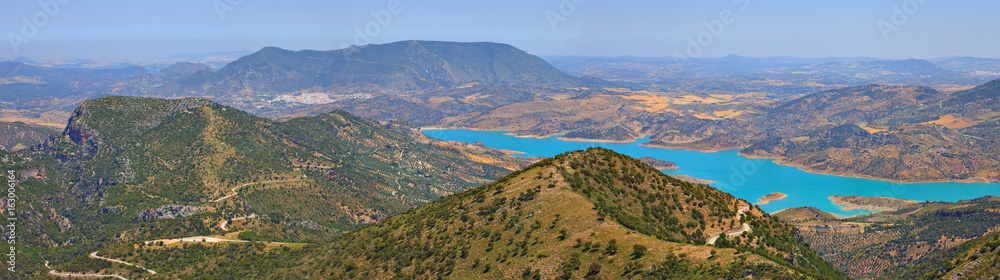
left=2, top=0, right=998, bottom=60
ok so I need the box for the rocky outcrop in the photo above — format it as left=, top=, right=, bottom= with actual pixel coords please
left=20, top=166, right=46, bottom=181
left=137, top=205, right=202, bottom=222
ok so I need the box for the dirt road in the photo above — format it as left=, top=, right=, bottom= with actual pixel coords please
left=707, top=205, right=752, bottom=245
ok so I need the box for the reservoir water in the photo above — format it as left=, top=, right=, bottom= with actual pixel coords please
left=424, top=129, right=1000, bottom=217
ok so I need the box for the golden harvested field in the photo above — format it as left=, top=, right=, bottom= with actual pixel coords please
left=860, top=126, right=888, bottom=133
left=0, top=109, right=72, bottom=129
left=693, top=109, right=749, bottom=120
left=622, top=94, right=675, bottom=112
left=934, top=84, right=977, bottom=92
left=920, top=114, right=976, bottom=129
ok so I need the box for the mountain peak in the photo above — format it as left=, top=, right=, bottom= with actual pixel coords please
left=169, top=40, right=581, bottom=99
left=258, top=46, right=289, bottom=53
left=11, top=56, right=38, bottom=64
left=289, top=146, right=843, bottom=278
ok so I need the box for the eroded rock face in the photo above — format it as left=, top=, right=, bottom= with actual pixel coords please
left=49, top=208, right=72, bottom=232
left=20, top=166, right=46, bottom=181
left=137, top=205, right=201, bottom=222
left=64, top=122, right=100, bottom=147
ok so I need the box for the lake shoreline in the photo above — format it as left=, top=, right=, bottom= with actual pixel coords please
left=427, top=128, right=1000, bottom=217
left=557, top=137, right=637, bottom=143
left=741, top=154, right=999, bottom=184
left=424, top=127, right=999, bottom=184
left=638, top=142, right=733, bottom=153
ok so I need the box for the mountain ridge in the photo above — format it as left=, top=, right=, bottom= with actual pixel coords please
left=159, top=41, right=582, bottom=99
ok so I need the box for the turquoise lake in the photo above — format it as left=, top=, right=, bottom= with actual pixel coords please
left=424, top=129, right=1000, bottom=217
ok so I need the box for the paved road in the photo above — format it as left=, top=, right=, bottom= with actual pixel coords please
left=707, top=205, right=752, bottom=245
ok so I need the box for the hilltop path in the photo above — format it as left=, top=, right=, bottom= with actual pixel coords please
left=707, top=205, right=752, bottom=245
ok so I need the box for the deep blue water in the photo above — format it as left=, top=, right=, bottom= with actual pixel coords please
left=424, top=129, right=1000, bottom=217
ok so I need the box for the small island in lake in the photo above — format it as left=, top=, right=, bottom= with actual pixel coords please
left=637, top=157, right=679, bottom=170
left=757, top=192, right=788, bottom=205
left=828, top=195, right=918, bottom=211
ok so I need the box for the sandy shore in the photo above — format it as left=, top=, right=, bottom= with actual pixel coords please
left=670, top=174, right=717, bottom=185
left=504, top=132, right=562, bottom=139
left=638, top=142, right=735, bottom=153
left=756, top=192, right=788, bottom=205
left=556, top=137, right=638, bottom=143
left=497, top=149, right=525, bottom=155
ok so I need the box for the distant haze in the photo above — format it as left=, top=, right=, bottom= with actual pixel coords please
left=2, top=0, right=998, bottom=60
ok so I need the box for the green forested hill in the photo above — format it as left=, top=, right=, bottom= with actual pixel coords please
left=886, top=230, right=1000, bottom=279
left=776, top=196, right=1000, bottom=279
left=94, top=148, right=845, bottom=279
left=3, top=96, right=530, bottom=277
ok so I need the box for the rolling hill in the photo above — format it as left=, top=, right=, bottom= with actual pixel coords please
left=776, top=196, right=1000, bottom=279
left=3, top=96, right=533, bottom=276
left=78, top=148, right=845, bottom=279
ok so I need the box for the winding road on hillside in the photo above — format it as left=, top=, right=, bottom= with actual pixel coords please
left=90, top=251, right=157, bottom=275
left=212, top=176, right=305, bottom=203
left=707, top=205, right=752, bottom=245
left=46, top=251, right=155, bottom=280
left=220, top=213, right=257, bottom=231
left=47, top=260, right=128, bottom=280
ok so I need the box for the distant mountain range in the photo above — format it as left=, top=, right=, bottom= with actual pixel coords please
left=4, top=41, right=1000, bottom=183
left=165, top=41, right=580, bottom=96
left=546, top=55, right=1000, bottom=96
left=148, top=41, right=591, bottom=122
left=166, top=50, right=254, bottom=61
